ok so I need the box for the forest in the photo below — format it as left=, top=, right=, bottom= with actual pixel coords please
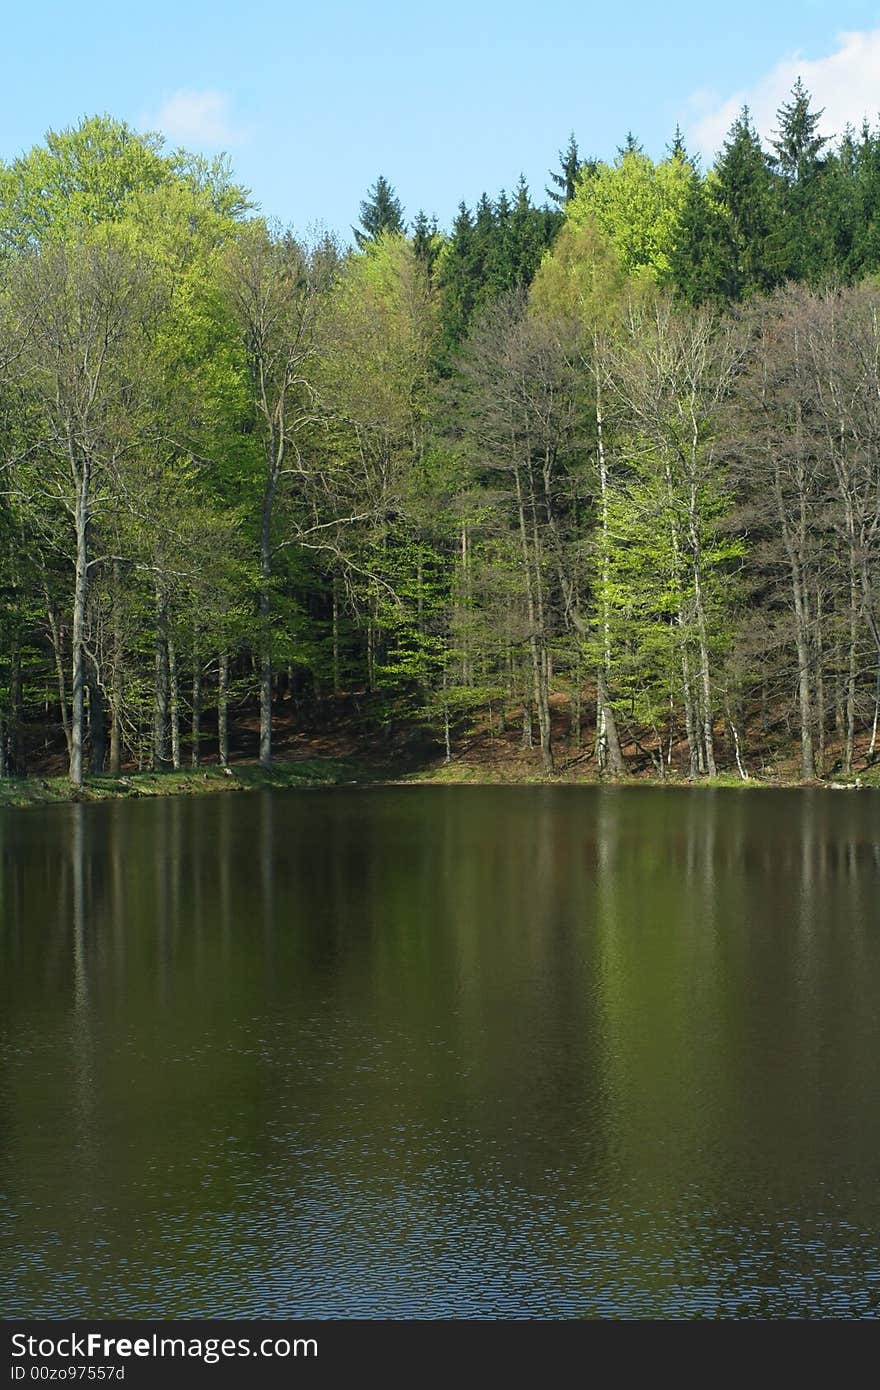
left=2, top=81, right=880, bottom=786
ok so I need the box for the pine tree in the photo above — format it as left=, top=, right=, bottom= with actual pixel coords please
left=353, top=175, right=405, bottom=249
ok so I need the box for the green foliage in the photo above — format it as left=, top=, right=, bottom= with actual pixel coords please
left=0, top=114, right=250, bottom=257
left=596, top=448, right=743, bottom=737
left=565, top=145, right=691, bottom=283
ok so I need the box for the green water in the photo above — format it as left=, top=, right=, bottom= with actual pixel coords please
left=2, top=786, right=880, bottom=1317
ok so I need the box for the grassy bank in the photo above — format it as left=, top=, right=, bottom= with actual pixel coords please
left=404, top=763, right=880, bottom=790
left=1, top=753, right=877, bottom=810
left=0, top=758, right=380, bottom=810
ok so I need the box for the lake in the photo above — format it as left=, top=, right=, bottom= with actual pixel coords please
left=1, top=785, right=880, bottom=1318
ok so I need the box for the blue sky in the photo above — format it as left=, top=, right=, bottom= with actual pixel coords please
left=3, top=2, right=880, bottom=239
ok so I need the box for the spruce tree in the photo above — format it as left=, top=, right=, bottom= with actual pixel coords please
left=353, top=175, right=405, bottom=249
left=714, top=107, right=781, bottom=298
left=617, top=130, right=644, bottom=157
left=668, top=125, right=690, bottom=163
left=851, top=122, right=880, bottom=274
left=436, top=202, right=477, bottom=349
left=769, top=79, right=831, bottom=280
left=412, top=209, right=440, bottom=270
left=510, top=176, right=550, bottom=285
left=546, top=133, right=584, bottom=207
left=670, top=168, right=729, bottom=303
left=770, top=78, right=828, bottom=184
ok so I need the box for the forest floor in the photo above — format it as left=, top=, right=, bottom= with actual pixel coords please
left=3, top=690, right=878, bottom=809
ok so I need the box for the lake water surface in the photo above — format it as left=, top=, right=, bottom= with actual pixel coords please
left=2, top=785, right=880, bottom=1318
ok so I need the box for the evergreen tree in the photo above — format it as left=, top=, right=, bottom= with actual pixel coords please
left=770, top=78, right=828, bottom=184
left=510, top=176, right=558, bottom=283
left=668, top=125, right=689, bottom=162
left=435, top=202, right=476, bottom=350
left=547, top=133, right=584, bottom=207
left=850, top=122, right=880, bottom=274
left=353, top=175, right=405, bottom=249
left=435, top=183, right=560, bottom=351
left=822, top=126, right=859, bottom=276
left=769, top=80, right=831, bottom=281
left=617, top=130, right=644, bottom=156
left=712, top=107, right=781, bottom=298
left=411, top=209, right=440, bottom=270
left=671, top=167, right=730, bottom=303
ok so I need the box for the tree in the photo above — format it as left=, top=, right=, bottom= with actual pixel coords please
left=455, top=292, right=581, bottom=771
left=435, top=185, right=560, bottom=352
left=530, top=217, right=630, bottom=773
left=7, top=236, right=159, bottom=785
left=222, top=223, right=334, bottom=768
left=313, top=232, right=440, bottom=705
left=770, top=78, right=829, bottom=185
left=608, top=296, right=743, bottom=776
left=712, top=108, right=781, bottom=299
left=353, top=176, right=405, bottom=249
left=565, top=145, right=691, bottom=284
left=546, top=133, right=587, bottom=207
left=769, top=80, right=831, bottom=282
left=412, top=210, right=441, bottom=271
left=729, top=286, right=828, bottom=779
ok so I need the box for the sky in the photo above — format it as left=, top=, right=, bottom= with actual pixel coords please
left=3, top=2, right=880, bottom=239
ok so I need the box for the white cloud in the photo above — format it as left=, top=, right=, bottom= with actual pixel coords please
left=686, top=29, right=880, bottom=159
left=148, top=89, right=248, bottom=149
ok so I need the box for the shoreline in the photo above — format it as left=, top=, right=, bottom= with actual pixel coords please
left=0, top=757, right=877, bottom=810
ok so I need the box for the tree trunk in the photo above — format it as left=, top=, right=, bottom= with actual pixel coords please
left=570, top=683, right=581, bottom=750
left=218, top=651, right=229, bottom=767
left=680, top=644, right=699, bottom=778
left=168, top=633, right=181, bottom=772
left=596, top=668, right=624, bottom=775
left=595, top=368, right=625, bottom=776
left=844, top=561, right=858, bottom=776
left=690, top=544, right=717, bottom=777
left=153, top=592, right=169, bottom=771
left=191, top=638, right=201, bottom=769
left=513, top=463, right=552, bottom=772
left=868, top=665, right=880, bottom=759
left=70, top=464, right=90, bottom=787
left=792, top=578, right=815, bottom=779
left=460, top=524, right=471, bottom=686
left=87, top=659, right=106, bottom=774
left=815, top=586, right=825, bottom=778
left=332, top=579, right=340, bottom=696
left=45, top=592, right=73, bottom=761
left=259, top=484, right=274, bottom=770
left=109, top=558, right=123, bottom=775
left=521, top=699, right=533, bottom=748
left=8, top=640, right=22, bottom=777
